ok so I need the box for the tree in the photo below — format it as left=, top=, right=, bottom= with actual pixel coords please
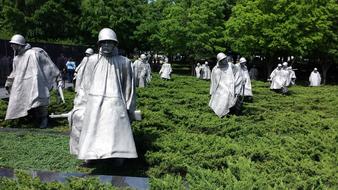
left=0, top=1, right=27, bottom=38
left=79, top=0, right=147, bottom=53
left=27, top=0, right=80, bottom=42
left=155, top=0, right=235, bottom=63
left=0, top=0, right=81, bottom=44
left=133, top=0, right=173, bottom=52
left=293, top=0, right=338, bottom=84
left=224, top=0, right=338, bottom=81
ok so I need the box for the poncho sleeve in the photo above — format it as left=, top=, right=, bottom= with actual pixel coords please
left=121, top=57, right=136, bottom=116
left=35, top=48, right=61, bottom=89
left=5, top=58, right=17, bottom=88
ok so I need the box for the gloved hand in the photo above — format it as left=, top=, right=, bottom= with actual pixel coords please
left=128, top=110, right=142, bottom=122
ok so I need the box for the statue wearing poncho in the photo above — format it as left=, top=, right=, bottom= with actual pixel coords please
left=69, top=28, right=138, bottom=160
left=201, top=61, right=211, bottom=80
left=270, top=64, right=286, bottom=90
left=133, top=54, right=151, bottom=88
left=309, top=68, right=321, bottom=86
left=159, top=58, right=172, bottom=80
left=5, top=34, right=61, bottom=125
left=238, top=57, right=253, bottom=97
left=209, top=53, right=236, bottom=117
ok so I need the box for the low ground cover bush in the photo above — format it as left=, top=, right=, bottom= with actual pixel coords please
left=0, top=170, right=120, bottom=190
left=0, top=74, right=337, bottom=189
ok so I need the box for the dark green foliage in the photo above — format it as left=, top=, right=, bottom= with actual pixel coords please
left=149, top=174, right=186, bottom=190
left=225, top=0, right=338, bottom=58
left=135, top=74, right=338, bottom=188
left=0, top=74, right=337, bottom=188
left=150, top=0, right=234, bottom=59
left=0, top=132, right=81, bottom=172
left=76, top=0, right=146, bottom=50
left=0, top=170, right=119, bottom=190
left=0, top=0, right=82, bottom=44
left=1, top=0, right=337, bottom=72
left=224, top=0, right=338, bottom=82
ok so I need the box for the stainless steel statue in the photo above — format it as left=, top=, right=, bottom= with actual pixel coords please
left=269, top=62, right=290, bottom=94
left=74, top=48, right=94, bottom=92
left=195, top=63, right=202, bottom=78
left=201, top=61, right=211, bottom=80
left=68, top=28, right=138, bottom=162
left=159, top=57, right=172, bottom=80
left=309, top=68, right=321, bottom=86
left=133, top=54, right=151, bottom=87
left=5, top=34, right=62, bottom=128
left=238, top=57, right=253, bottom=100
left=209, top=53, right=236, bottom=117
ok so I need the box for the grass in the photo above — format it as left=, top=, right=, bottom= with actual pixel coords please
left=0, top=73, right=337, bottom=189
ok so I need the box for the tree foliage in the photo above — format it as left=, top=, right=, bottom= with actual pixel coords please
left=133, top=0, right=174, bottom=52
left=153, top=0, right=235, bottom=61
left=0, top=0, right=81, bottom=43
left=79, top=0, right=147, bottom=51
left=0, top=0, right=336, bottom=67
left=225, top=0, right=338, bottom=61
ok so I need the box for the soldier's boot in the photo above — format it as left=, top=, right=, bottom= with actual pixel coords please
left=245, top=96, right=253, bottom=102
left=39, top=117, right=48, bottom=129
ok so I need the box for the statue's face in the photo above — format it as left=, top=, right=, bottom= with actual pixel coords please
left=10, top=43, right=22, bottom=52
left=218, top=59, right=228, bottom=68
left=100, top=40, right=116, bottom=54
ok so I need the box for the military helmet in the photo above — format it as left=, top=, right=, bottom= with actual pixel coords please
left=216, top=53, right=227, bottom=62
left=140, top=54, right=147, bottom=59
left=239, top=57, right=247, bottom=64
left=282, top=62, right=288, bottom=66
left=85, top=48, right=94, bottom=55
left=9, top=34, right=26, bottom=46
left=98, top=28, right=118, bottom=43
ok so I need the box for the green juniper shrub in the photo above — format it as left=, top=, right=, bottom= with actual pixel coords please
left=0, top=170, right=120, bottom=190
left=0, top=74, right=337, bottom=188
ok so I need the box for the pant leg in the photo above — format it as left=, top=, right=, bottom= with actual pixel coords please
left=30, top=106, right=49, bottom=128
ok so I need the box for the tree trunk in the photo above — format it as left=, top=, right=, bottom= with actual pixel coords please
left=265, top=56, right=275, bottom=80
left=321, top=60, right=331, bottom=85
left=266, top=63, right=273, bottom=80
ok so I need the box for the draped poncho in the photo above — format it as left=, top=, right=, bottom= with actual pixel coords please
left=5, top=45, right=60, bottom=120
left=69, top=50, right=138, bottom=159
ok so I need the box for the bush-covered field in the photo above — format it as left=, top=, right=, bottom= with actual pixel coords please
left=0, top=74, right=337, bottom=189
left=0, top=170, right=121, bottom=190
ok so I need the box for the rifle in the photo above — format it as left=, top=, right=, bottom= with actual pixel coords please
left=49, top=112, right=70, bottom=118
left=58, top=86, right=65, bottom=104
